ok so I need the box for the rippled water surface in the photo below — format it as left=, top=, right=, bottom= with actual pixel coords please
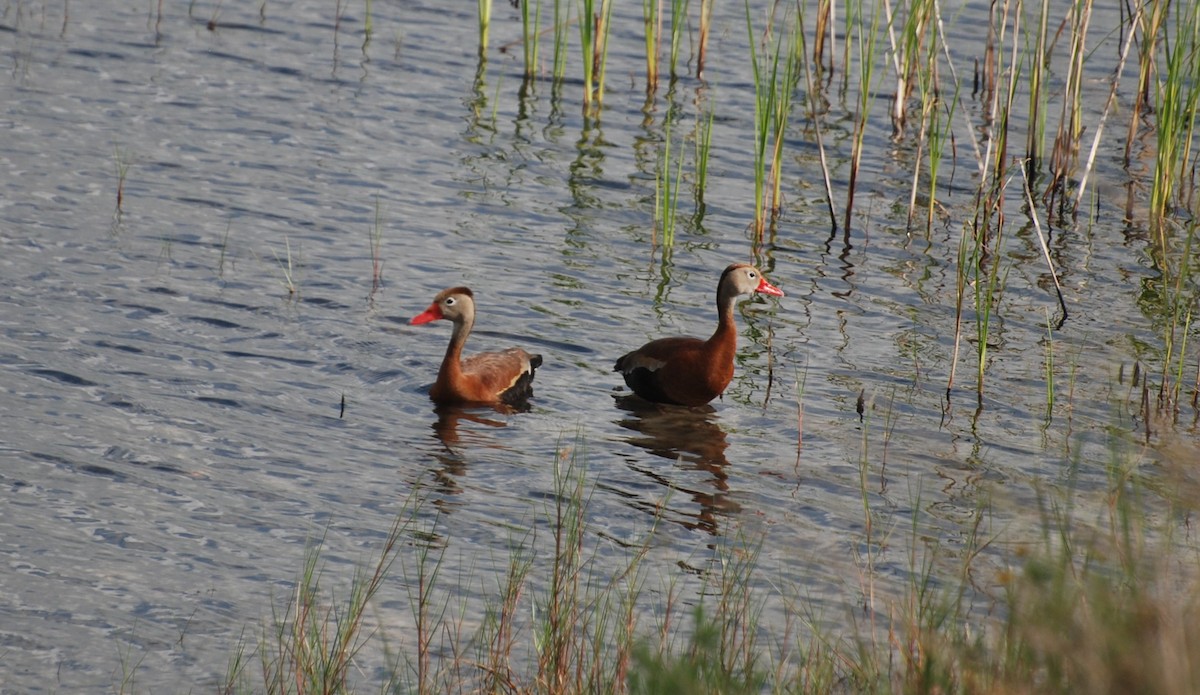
left=1, top=1, right=1195, bottom=691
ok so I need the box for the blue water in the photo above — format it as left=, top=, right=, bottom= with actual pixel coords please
left=0, top=1, right=1188, bottom=691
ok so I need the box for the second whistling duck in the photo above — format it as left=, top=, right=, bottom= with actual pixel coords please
left=410, top=287, right=542, bottom=406
left=614, top=264, right=783, bottom=406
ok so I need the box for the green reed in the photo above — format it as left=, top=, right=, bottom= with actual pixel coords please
left=551, top=0, right=571, bottom=85
left=666, top=0, right=685, bottom=82
left=578, top=0, right=613, bottom=116
left=1025, top=0, right=1051, bottom=175
left=520, top=0, right=543, bottom=79
left=642, top=0, right=662, bottom=95
left=654, top=115, right=684, bottom=249
left=1044, top=307, right=1056, bottom=418
left=477, top=0, right=492, bottom=58
left=898, top=0, right=950, bottom=233
left=745, top=2, right=800, bottom=240
left=884, top=0, right=934, bottom=140
left=844, top=0, right=883, bottom=232
left=1125, top=0, right=1167, bottom=170
left=693, top=105, right=714, bottom=208
left=1148, top=0, right=1200, bottom=228
left=1154, top=218, right=1199, bottom=411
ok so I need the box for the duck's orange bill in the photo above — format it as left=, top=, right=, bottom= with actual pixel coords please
left=756, top=278, right=785, bottom=297
left=410, top=304, right=443, bottom=325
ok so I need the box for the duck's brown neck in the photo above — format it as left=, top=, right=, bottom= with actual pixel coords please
left=706, top=288, right=740, bottom=352
left=439, top=313, right=474, bottom=380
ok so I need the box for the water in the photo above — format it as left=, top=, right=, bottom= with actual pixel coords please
left=0, top=1, right=1193, bottom=691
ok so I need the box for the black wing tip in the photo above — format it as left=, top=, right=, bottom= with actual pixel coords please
left=500, top=370, right=537, bottom=407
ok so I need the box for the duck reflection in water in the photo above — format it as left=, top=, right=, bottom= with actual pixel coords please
left=614, top=395, right=738, bottom=535
left=427, top=402, right=527, bottom=501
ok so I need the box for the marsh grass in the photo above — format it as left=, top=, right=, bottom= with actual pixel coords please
left=642, top=0, right=662, bottom=95
left=477, top=0, right=492, bottom=59
left=1152, top=217, right=1199, bottom=413
left=692, top=105, right=714, bottom=209
left=181, top=425, right=1200, bottom=695
left=578, top=0, right=613, bottom=116
left=654, top=114, right=685, bottom=250
left=844, top=0, right=883, bottom=233
left=1044, top=0, right=1091, bottom=216
left=520, top=0, right=543, bottom=80
left=745, top=2, right=800, bottom=241
left=1147, top=0, right=1200, bottom=228
left=551, top=0, right=571, bottom=85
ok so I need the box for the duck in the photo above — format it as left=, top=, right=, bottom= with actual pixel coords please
left=410, top=287, right=542, bottom=406
left=614, top=264, right=783, bottom=406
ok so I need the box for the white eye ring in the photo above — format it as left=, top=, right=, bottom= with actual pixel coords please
left=445, top=297, right=456, bottom=306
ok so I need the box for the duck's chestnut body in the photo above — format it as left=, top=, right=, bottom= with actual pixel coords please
left=614, top=264, right=783, bottom=406
left=410, top=287, right=542, bottom=406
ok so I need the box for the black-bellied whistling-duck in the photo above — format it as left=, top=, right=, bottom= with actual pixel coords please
left=410, top=287, right=542, bottom=406
left=614, top=264, right=783, bottom=406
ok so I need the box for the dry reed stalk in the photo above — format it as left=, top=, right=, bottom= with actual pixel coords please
left=1020, top=166, right=1069, bottom=323
left=796, top=5, right=838, bottom=230
left=1047, top=0, right=1093, bottom=212
left=1072, top=1, right=1141, bottom=217
left=697, top=0, right=713, bottom=79
left=812, top=0, right=833, bottom=74
left=1125, top=0, right=1165, bottom=168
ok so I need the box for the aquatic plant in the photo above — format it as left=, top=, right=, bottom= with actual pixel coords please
left=695, top=0, right=714, bottom=79
left=654, top=113, right=685, bottom=250
left=477, top=0, right=492, bottom=59
left=578, top=0, right=613, bottom=116
left=196, top=430, right=1200, bottom=694
left=642, top=0, right=662, bottom=95
left=551, top=0, right=571, bottom=85
left=369, top=196, right=384, bottom=301
left=844, top=0, right=883, bottom=233
left=666, top=0, right=685, bottom=82
left=745, top=1, right=801, bottom=241
left=520, top=0, right=543, bottom=80
left=112, top=145, right=131, bottom=213
left=1045, top=0, right=1092, bottom=216
left=1148, top=0, right=1200, bottom=228
left=692, top=105, right=714, bottom=209
left=272, top=236, right=299, bottom=299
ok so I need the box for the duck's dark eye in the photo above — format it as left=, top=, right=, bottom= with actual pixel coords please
left=445, top=297, right=456, bottom=306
